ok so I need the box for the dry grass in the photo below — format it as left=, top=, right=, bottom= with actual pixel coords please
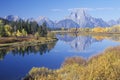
left=0, top=37, right=30, bottom=44
left=62, top=56, right=87, bottom=67
left=24, top=46, right=120, bottom=80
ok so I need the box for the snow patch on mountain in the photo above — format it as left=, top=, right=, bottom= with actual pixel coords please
left=36, top=16, right=55, bottom=28
left=4, top=15, right=20, bottom=21
left=66, top=9, right=109, bottom=28
left=56, top=19, right=79, bottom=28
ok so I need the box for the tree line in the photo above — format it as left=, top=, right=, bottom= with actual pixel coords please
left=0, top=18, right=49, bottom=37
left=69, top=25, right=120, bottom=33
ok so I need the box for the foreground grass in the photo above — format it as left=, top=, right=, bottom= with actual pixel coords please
left=24, top=46, right=120, bottom=80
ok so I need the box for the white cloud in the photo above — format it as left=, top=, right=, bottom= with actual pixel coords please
left=51, top=9, right=63, bottom=12
left=68, top=7, right=117, bottom=11
left=68, top=8, right=93, bottom=11
left=51, top=8, right=117, bottom=13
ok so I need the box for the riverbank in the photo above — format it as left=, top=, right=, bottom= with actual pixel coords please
left=0, top=36, right=58, bottom=48
left=53, top=30, right=120, bottom=35
left=24, top=46, right=120, bottom=80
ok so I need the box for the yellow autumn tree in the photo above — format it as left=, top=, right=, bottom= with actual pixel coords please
left=109, top=25, right=120, bottom=33
left=34, top=32, right=40, bottom=40
left=92, top=27, right=105, bottom=32
left=21, top=29, right=27, bottom=36
left=4, top=24, right=12, bottom=36
left=16, top=30, right=22, bottom=37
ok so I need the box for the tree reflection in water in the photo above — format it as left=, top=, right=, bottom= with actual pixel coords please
left=0, top=42, right=57, bottom=60
left=0, top=49, right=7, bottom=60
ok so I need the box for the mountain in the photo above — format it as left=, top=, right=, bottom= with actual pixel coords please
left=36, top=16, right=55, bottom=28
left=4, top=15, right=55, bottom=28
left=4, top=15, right=21, bottom=21
left=5, top=9, right=120, bottom=28
left=27, top=18, right=35, bottom=22
left=108, top=18, right=120, bottom=26
left=117, top=18, right=120, bottom=24
left=108, top=20, right=117, bottom=26
left=55, top=19, right=79, bottom=28
left=66, top=9, right=109, bottom=28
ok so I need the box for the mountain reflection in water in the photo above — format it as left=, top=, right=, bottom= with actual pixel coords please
left=0, top=34, right=120, bottom=80
left=1, top=34, right=120, bottom=60
left=57, top=34, right=120, bottom=51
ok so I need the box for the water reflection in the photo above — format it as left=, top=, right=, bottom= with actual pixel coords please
left=1, top=34, right=120, bottom=80
left=0, top=34, right=120, bottom=60
left=57, top=33, right=120, bottom=51
left=0, top=50, right=7, bottom=60
left=0, top=42, right=57, bottom=60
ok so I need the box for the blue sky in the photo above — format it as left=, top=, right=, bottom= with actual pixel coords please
left=0, top=0, right=120, bottom=21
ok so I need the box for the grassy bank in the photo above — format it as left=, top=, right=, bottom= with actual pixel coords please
left=24, top=46, right=120, bottom=80
left=0, top=36, right=58, bottom=48
left=54, top=30, right=120, bottom=36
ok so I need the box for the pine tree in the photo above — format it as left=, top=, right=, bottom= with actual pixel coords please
left=0, top=20, right=5, bottom=37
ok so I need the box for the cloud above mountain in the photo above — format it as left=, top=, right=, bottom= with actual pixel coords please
left=68, top=8, right=93, bottom=11
left=68, top=7, right=119, bottom=11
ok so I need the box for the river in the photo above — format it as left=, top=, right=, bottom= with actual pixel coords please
left=0, top=34, right=120, bottom=80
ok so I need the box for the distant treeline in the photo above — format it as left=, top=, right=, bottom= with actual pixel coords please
left=0, top=18, right=50, bottom=37
left=66, top=25, right=120, bottom=33
left=1, top=18, right=120, bottom=37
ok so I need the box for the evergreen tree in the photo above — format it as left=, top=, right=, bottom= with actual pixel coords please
left=0, top=18, right=49, bottom=37
left=42, top=22, right=48, bottom=36
left=37, top=22, right=48, bottom=37
left=0, top=20, right=5, bottom=37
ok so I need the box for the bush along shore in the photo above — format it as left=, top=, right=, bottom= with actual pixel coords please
left=23, top=46, right=120, bottom=80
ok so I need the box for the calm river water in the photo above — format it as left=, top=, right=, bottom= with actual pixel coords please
left=0, top=34, right=120, bottom=80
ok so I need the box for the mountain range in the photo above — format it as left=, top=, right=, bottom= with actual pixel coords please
left=2, top=9, right=120, bottom=28
left=66, top=9, right=109, bottom=28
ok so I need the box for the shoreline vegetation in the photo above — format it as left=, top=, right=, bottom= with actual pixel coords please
left=0, top=31, right=120, bottom=48
left=53, top=30, right=120, bottom=34
left=0, top=36, right=58, bottom=48
left=23, top=46, right=120, bottom=80
left=0, top=19, right=58, bottom=48
left=1, top=18, right=120, bottom=47
left=54, top=31, right=120, bottom=38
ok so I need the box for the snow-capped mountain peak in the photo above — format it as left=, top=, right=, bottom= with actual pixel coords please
left=36, top=16, right=49, bottom=22
left=3, top=9, right=112, bottom=28
left=69, top=9, right=89, bottom=19
left=4, top=15, right=20, bottom=21
left=27, top=18, right=35, bottom=22
left=66, top=9, right=109, bottom=28
left=36, top=16, right=55, bottom=28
